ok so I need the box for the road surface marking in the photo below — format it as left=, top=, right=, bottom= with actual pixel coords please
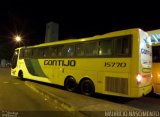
left=13, top=82, right=20, bottom=85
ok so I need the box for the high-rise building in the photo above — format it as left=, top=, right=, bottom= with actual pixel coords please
left=45, top=22, right=59, bottom=42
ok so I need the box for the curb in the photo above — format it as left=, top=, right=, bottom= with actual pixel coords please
left=25, top=81, right=88, bottom=117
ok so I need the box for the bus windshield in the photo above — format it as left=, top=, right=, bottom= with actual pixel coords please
left=11, top=50, right=19, bottom=69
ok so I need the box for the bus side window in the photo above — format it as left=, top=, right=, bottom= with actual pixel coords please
left=33, top=48, right=39, bottom=58
left=84, top=41, right=98, bottom=56
left=37, top=48, right=45, bottom=58
left=24, top=49, right=28, bottom=58
left=28, top=49, right=33, bottom=58
left=115, top=35, right=132, bottom=57
left=45, top=47, right=49, bottom=58
left=43, top=48, right=47, bottom=58
left=57, top=46, right=64, bottom=57
left=76, top=43, right=84, bottom=57
left=99, top=39, right=113, bottom=56
left=47, top=46, right=57, bottom=58
left=20, top=49, right=24, bottom=58
left=64, top=44, right=75, bottom=57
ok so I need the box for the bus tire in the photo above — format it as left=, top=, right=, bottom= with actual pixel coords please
left=18, top=70, right=24, bottom=80
left=64, top=76, right=77, bottom=92
left=80, top=79, right=95, bottom=96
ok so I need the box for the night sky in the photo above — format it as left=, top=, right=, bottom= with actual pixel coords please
left=0, top=0, right=160, bottom=47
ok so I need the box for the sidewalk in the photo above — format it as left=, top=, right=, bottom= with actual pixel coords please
left=25, top=81, right=141, bottom=117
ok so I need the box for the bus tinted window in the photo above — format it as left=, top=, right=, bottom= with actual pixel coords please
left=99, top=40, right=113, bottom=56
left=76, top=43, right=85, bottom=57
left=152, top=46, right=160, bottom=62
left=33, top=47, right=46, bottom=58
left=47, top=46, right=57, bottom=58
left=57, top=46, right=64, bottom=57
left=84, top=41, right=98, bottom=56
left=64, top=44, right=75, bottom=57
left=42, top=48, right=47, bottom=58
left=27, top=49, right=33, bottom=58
left=20, top=49, right=24, bottom=58
left=24, top=49, right=28, bottom=58
left=33, top=48, right=39, bottom=58
left=115, top=35, right=131, bottom=57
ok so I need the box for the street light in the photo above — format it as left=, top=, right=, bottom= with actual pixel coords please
left=15, top=35, right=21, bottom=42
left=14, top=35, right=22, bottom=47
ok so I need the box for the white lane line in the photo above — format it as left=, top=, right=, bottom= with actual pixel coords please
left=13, top=82, right=20, bottom=85
left=2, top=82, right=20, bottom=85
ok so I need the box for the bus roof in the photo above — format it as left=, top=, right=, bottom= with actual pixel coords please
left=20, top=28, right=142, bottom=49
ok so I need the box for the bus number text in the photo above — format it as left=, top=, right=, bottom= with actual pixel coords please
left=104, top=62, right=126, bottom=67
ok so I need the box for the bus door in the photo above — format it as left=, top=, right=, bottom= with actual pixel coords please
left=152, top=45, right=160, bottom=94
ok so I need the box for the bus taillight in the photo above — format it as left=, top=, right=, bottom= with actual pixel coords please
left=136, top=74, right=142, bottom=83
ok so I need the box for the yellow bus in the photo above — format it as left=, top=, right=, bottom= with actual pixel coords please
left=152, top=43, right=160, bottom=94
left=147, top=30, right=160, bottom=94
left=11, top=28, right=152, bottom=98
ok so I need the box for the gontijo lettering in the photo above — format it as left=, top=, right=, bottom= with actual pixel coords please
left=44, top=60, right=76, bottom=66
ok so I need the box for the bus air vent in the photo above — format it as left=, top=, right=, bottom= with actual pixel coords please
left=105, top=77, right=128, bottom=94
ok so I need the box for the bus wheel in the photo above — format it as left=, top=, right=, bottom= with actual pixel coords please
left=64, top=77, right=77, bottom=92
left=80, top=79, right=95, bottom=96
left=18, top=71, right=24, bottom=80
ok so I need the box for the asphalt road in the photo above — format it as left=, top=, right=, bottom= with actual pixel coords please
left=0, top=68, right=160, bottom=117
left=0, top=68, right=72, bottom=117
